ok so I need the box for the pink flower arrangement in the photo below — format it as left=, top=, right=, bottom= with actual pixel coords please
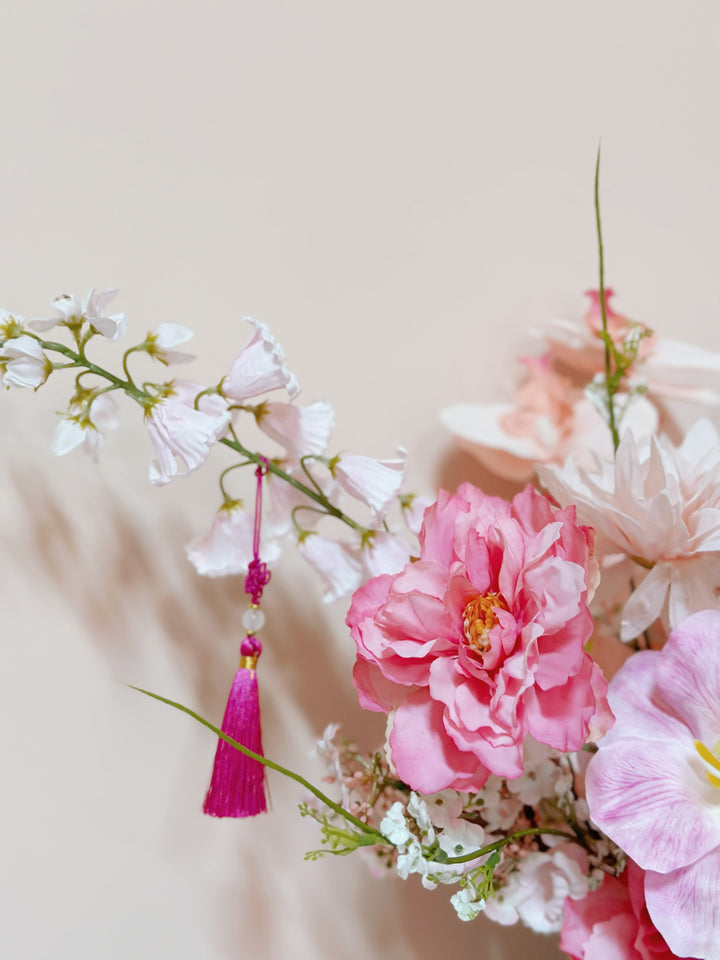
left=560, top=861, right=684, bottom=960
left=586, top=609, right=720, bottom=960
left=347, top=483, right=611, bottom=793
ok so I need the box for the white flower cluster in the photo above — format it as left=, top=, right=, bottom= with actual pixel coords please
left=0, top=290, right=422, bottom=600
left=379, top=791, right=491, bottom=920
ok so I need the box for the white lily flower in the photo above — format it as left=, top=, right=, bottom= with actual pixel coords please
left=1, top=335, right=50, bottom=388
left=222, top=317, right=300, bottom=402
left=256, top=400, right=334, bottom=462
left=331, top=449, right=407, bottom=523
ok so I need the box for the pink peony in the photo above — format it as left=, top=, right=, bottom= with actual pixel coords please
left=561, top=861, right=688, bottom=960
left=585, top=609, right=720, bottom=960
left=347, top=484, right=611, bottom=793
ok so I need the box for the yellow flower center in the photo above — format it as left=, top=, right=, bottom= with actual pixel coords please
left=695, top=740, right=720, bottom=789
left=462, top=593, right=508, bottom=656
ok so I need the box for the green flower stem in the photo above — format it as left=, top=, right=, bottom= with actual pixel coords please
left=129, top=685, right=384, bottom=840
left=440, top=826, right=584, bottom=866
left=594, top=144, right=620, bottom=452
left=34, top=338, right=149, bottom=403
left=219, top=437, right=367, bottom=535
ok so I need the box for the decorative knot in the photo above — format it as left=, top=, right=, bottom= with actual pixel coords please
left=245, top=557, right=271, bottom=604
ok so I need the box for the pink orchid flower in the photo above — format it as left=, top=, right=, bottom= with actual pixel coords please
left=586, top=609, right=720, bottom=960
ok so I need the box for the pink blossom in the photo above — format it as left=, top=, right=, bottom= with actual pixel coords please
left=330, top=449, right=407, bottom=523
left=484, top=843, right=590, bottom=933
left=347, top=484, right=611, bottom=793
left=222, top=317, right=299, bottom=402
left=560, top=862, right=687, bottom=960
left=299, top=534, right=363, bottom=603
left=186, top=502, right=281, bottom=576
left=585, top=609, right=720, bottom=960
left=544, top=289, right=720, bottom=405
left=441, top=353, right=657, bottom=483
left=255, top=400, right=334, bottom=461
left=145, top=386, right=231, bottom=485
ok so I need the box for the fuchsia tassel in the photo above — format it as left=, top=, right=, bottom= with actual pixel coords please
left=203, top=460, right=272, bottom=819
left=203, top=634, right=268, bottom=817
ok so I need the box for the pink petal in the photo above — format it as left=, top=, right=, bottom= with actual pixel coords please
left=655, top=609, right=720, bottom=743
left=586, top=738, right=720, bottom=872
left=645, top=850, right=720, bottom=960
left=352, top=657, right=405, bottom=712
left=389, top=690, right=488, bottom=792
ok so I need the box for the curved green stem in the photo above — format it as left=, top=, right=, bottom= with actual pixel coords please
left=218, top=462, right=252, bottom=502
left=122, top=346, right=142, bottom=388
left=36, top=338, right=148, bottom=402
left=439, top=826, right=584, bottom=866
left=594, top=144, right=620, bottom=452
left=129, top=685, right=384, bottom=840
left=220, top=438, right=366, bottom=535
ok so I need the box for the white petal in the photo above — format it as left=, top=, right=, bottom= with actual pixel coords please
left=257, top=401, right=334, bottom=461
left=52, top=419, right=87, bottom=456
left=298, top=535, right=362, bottom=603
left=362, top=531, right=411, bottom=578
left=91, top=312, right=127, bottom=341
left=620, top=563, right=671, bottom=640
left=335, top=450, right=406, bottom=522
left=146, top=397, right=230, bottom=485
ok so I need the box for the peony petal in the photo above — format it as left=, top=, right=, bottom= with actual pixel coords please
left=389, top=690, right=488, bottom=792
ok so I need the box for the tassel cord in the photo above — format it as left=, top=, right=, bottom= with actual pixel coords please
left=130, top=684, right=384, bottom=840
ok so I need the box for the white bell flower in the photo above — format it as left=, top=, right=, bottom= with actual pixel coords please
left=52, top=393, right=119, bottom=462
left=222, top=317, right=300, bottom=402
left=298, top=534, right=362, bottom=603
left=256, top=400, right=334, bottom=462
left=330, top=449, right=407, bottom=523
left=1, top=336, right=50, bottom=388
left=186, top=501, right=281, bottom=576
left=146, top=387, right=231, bottom=485
left=144, top=323, right=195, bottom=365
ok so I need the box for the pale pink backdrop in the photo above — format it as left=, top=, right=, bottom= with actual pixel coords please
left=1, top=2, right=719, bottom=958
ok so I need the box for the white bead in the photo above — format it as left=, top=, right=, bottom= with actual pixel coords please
left=242, top=606, right=266, bottom=632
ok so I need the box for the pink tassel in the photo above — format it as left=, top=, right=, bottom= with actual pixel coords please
left=203, top=634, right=268, bottom=818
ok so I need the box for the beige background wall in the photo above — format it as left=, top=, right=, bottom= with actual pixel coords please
left=1, top=2, right=719, bottom=958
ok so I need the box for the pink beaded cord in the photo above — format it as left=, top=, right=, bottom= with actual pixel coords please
left=203, top=457, right=270, bottom=818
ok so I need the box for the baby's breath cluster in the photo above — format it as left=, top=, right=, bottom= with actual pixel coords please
left=312, top=727, right=625, bottom=926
